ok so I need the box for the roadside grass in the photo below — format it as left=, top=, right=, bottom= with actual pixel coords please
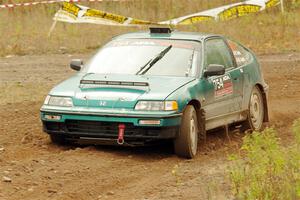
left=0, top=0, right=299, bottom=57
left=228, top=120, right=300, bottom=200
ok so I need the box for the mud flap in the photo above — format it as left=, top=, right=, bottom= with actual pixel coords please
left=197, top=108, right=206, bottom=142
left=262, top=91, right=269, bottom=123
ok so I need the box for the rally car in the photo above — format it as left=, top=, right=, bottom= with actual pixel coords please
left=40, top=27, right=269, bottom=158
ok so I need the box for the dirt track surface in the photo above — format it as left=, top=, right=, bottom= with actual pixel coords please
left=0, top=53, right=300, bottom=200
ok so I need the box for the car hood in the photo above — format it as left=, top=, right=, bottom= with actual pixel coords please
left=50, top=74, right=195, bottom=109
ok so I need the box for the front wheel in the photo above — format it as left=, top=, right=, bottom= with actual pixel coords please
left=243, top=86, right=265, bottom=131
left=174, top=105, right=199, bottom=159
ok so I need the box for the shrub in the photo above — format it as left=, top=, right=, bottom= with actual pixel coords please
left=229, top=120, right=300, bottom=200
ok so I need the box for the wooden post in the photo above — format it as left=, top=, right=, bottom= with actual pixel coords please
left=48, top=20, right=58, bottom=37
left=280, top=0, right=284, bottom=13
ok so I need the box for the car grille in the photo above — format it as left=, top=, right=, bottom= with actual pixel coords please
left=65, top=120, right=144, bottom=136
left=43, top=120, right=176, bottom=138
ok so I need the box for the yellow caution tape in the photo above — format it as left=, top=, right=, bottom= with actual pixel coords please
left=130, top=19, right=158, bottom=25
left=265, top=0, right=280, bottom=8
left=218, top=4, right=261, bottom=21
left=54, top=0, right=282, bottom=26
left=178, top=16, right=214, bottom=25
left=62, top=1, right=80, bottom=17
left=84, top=9, right=128, bottom=24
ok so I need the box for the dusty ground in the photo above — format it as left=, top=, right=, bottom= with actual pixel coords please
left=0, top=52, right=299, bottom=200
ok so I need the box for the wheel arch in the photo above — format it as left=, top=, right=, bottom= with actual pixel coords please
left=255, top=83, right=269, bottom=122
left=186, top=99, right=206, bottom=139
left=187, top=99, right=201, bottom=110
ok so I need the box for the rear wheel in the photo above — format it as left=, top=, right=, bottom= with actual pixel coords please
left=243, top=86, right=264, bottom=131
left=174, top=105, right=198, bottom=159
left=49, top=134, right=66, bottom=145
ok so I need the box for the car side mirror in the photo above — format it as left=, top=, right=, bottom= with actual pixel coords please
left=203, top=64, right=225, bottom=78
left=70, top=59, right=83, bottom=71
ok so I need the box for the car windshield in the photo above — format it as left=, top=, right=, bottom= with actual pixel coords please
left=84, top=39, right=201, bottom=77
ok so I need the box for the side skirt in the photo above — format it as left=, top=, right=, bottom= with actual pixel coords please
left=205, top=110, right=248, bottom=131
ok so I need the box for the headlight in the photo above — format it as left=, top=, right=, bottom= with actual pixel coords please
left=135, top=101, right=178, bottom=111
left=44, top=95, right=73, bottom=107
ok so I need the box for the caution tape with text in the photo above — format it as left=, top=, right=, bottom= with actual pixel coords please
left=52, top=0, right=280, bottom=26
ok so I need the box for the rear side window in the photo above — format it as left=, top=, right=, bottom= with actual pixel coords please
left=205, top=38, right=235, bottom=70
left=227, top=40, right=252, bottom=67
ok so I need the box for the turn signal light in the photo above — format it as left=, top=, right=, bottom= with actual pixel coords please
left=139, top=120, right=161, bottom=125
left=44, top=115, right=61, bottom=120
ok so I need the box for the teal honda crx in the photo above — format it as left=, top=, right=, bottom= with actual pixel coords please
left=40, top=28, right=269, bottom=158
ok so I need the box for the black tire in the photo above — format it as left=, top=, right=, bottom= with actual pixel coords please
left=49, top=134, right=66, bottom=145
left=243, top=86, right=265, bottom=132
left=174, top=105, right=199, bottom=159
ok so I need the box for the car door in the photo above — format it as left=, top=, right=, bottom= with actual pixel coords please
left=201, top=37, right=244, bottom=129
left=226, top=39, right=253, bottom=111
left=225, top=39, right=245, bottom=112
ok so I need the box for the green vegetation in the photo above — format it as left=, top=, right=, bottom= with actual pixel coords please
left=0, top=0, right=300, bottom=56
left=229, top=120, right=300, bottom=200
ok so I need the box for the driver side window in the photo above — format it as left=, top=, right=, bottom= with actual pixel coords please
left=205, top=38, right=235, bottom=70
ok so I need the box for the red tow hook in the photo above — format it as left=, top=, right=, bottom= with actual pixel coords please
left=117, top=124, right=126, bottom=145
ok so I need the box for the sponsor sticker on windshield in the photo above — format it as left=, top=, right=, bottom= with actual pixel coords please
left=109, top=39, right=196, bottom=49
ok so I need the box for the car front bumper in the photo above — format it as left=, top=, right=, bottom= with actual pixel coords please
left=40, top=106, right=182, bottom=144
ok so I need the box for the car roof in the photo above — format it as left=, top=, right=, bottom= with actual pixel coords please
left=113, top=31, right=219, bottom=42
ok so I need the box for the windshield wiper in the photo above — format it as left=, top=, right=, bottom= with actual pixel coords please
left=185, top=49, right=195, bottom=77
left=136, top=45, right=173, bottom=75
